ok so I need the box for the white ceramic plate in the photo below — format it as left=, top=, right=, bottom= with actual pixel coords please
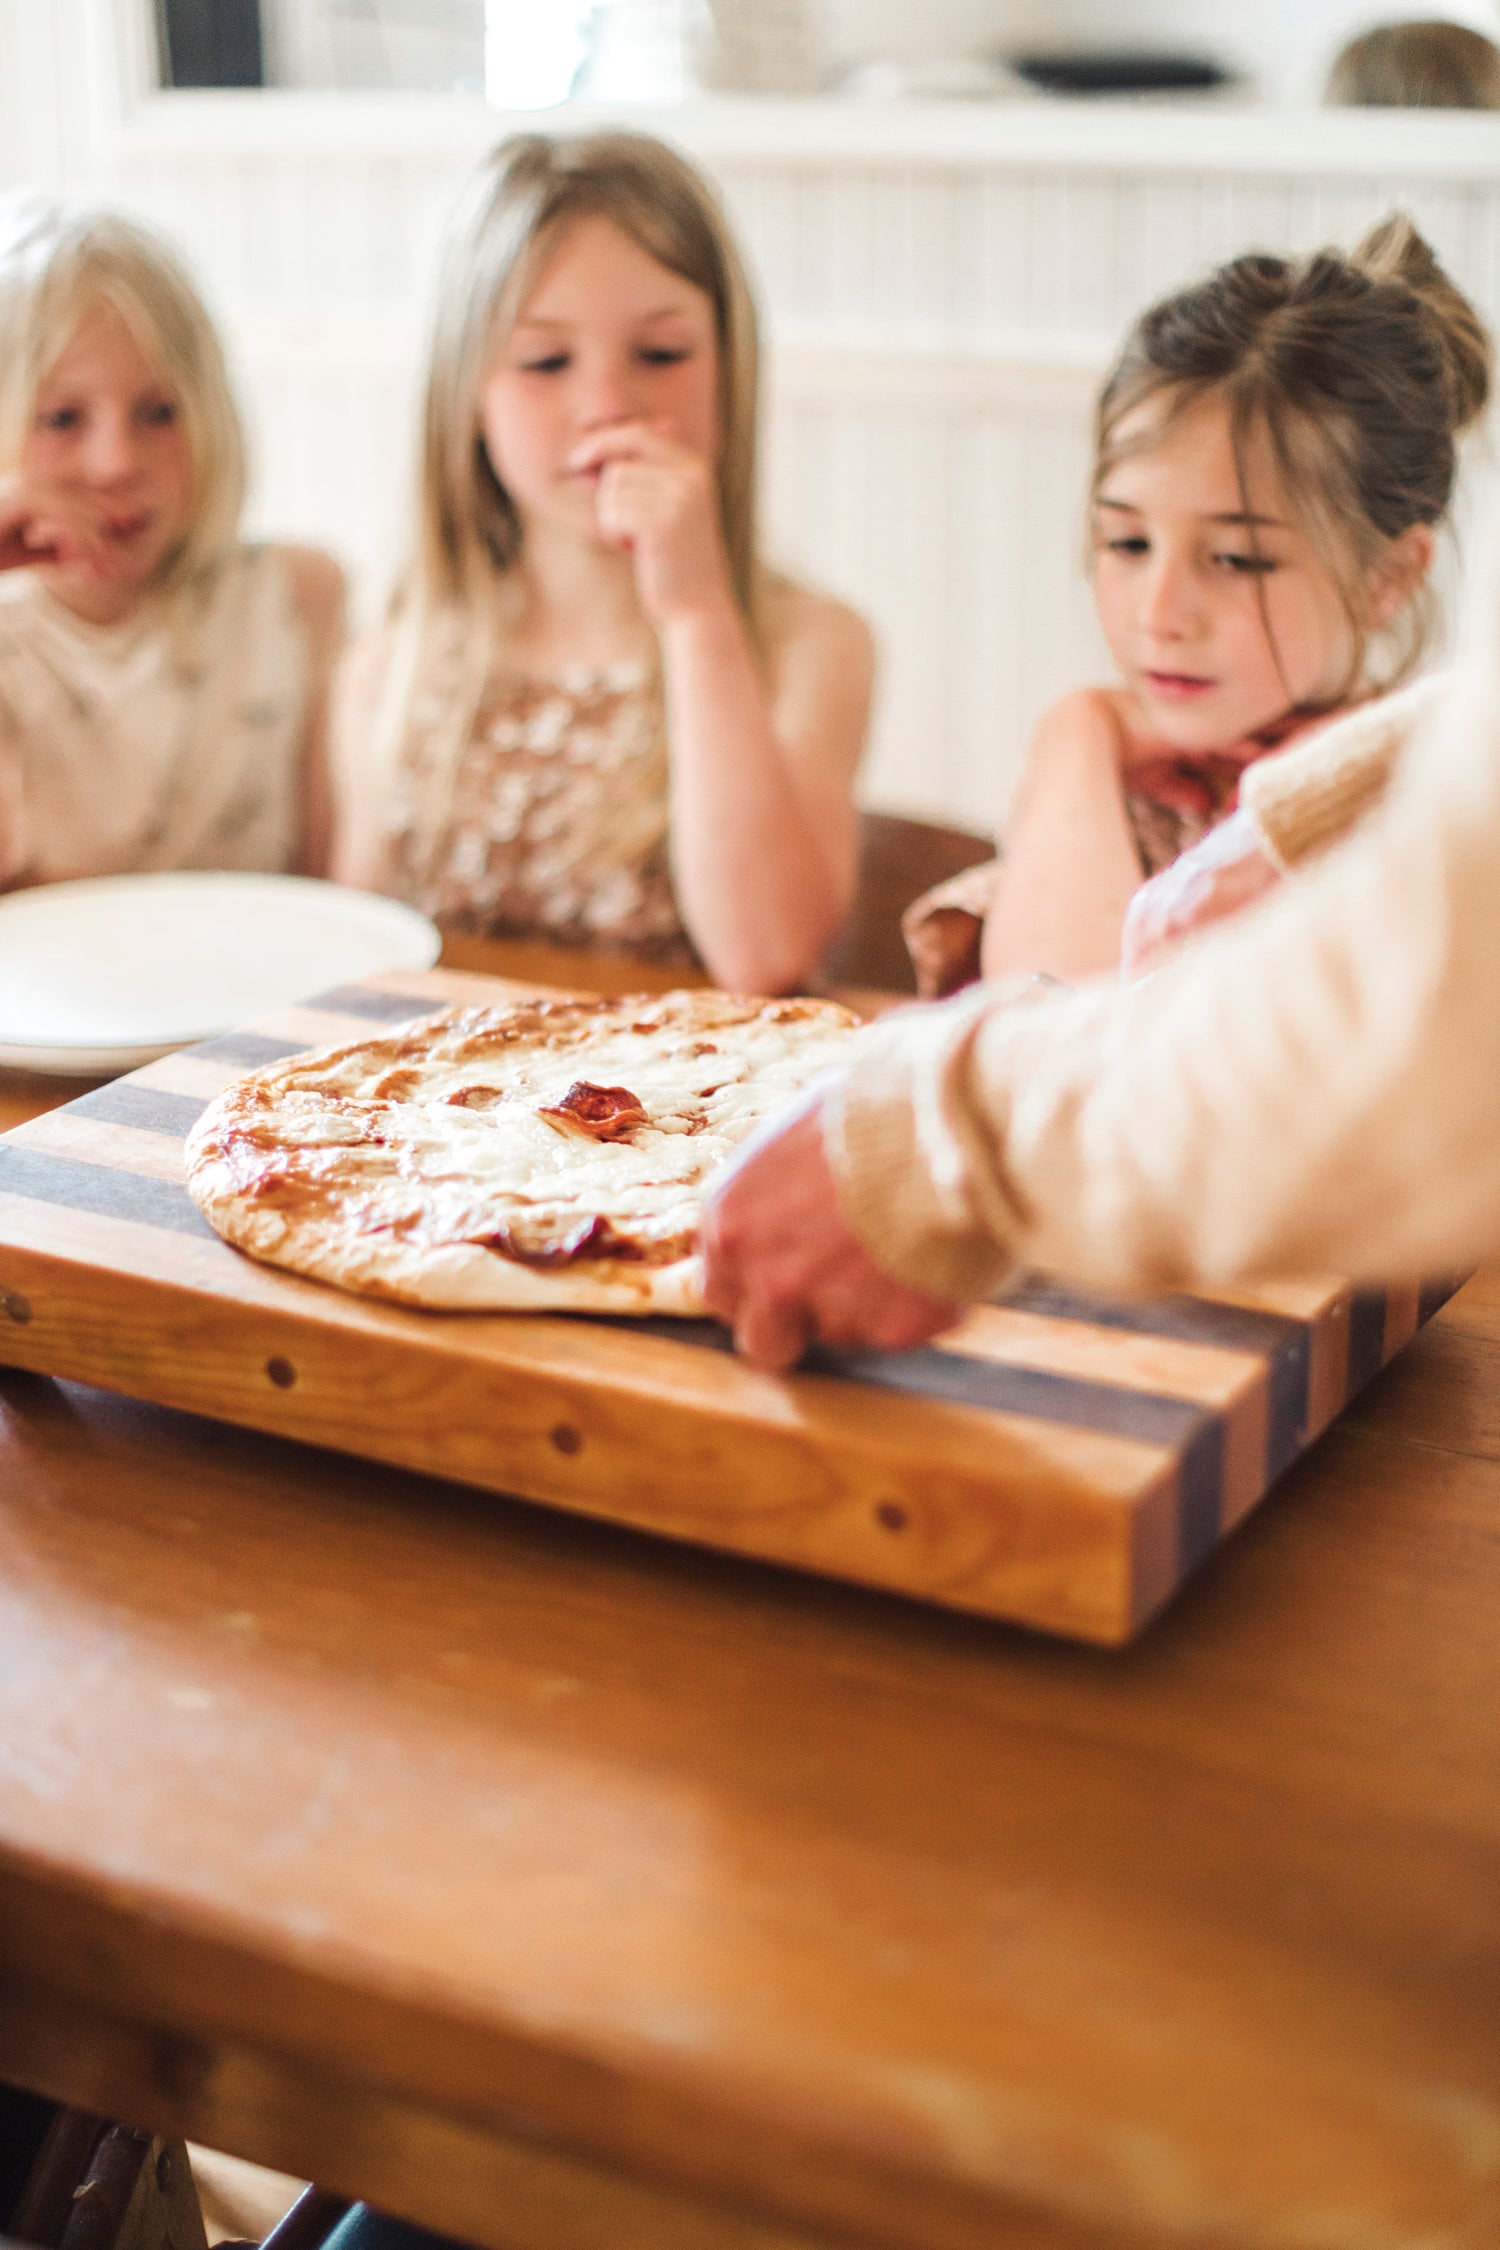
left=0, top=872, right=441, bottom=1075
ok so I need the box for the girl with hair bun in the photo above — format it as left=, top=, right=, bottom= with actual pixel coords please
left=332, top=130, right=872, bottom=997
left=0, top=196, right=344, bottom=887
left=906, top=212, right=1492, bottom=997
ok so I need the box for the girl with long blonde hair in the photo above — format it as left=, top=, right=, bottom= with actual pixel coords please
left=0, top=196, right=344, bottom=886
left=332, top=130, right=872, bottom=994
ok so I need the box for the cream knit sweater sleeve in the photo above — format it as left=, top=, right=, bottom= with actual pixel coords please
left=824, top=570, right=1500, bottom=1299
left=1239, top=674, right=1445, bottom=868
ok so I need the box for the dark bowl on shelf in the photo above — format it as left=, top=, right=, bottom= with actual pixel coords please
left=1010, top=49, right=1233, bottom=96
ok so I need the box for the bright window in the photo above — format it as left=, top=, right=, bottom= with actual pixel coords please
left=155, top=0, right=593, bottom=101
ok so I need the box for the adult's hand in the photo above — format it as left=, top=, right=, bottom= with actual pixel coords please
left=700, top=1085, right=963, bottom=1371
left=1120, top=806, right=1283, bottom=979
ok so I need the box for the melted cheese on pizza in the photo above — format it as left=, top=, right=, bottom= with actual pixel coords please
left=188, top=991, right=860, bottom=1272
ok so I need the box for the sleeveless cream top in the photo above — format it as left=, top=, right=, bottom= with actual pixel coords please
left=0, top=543, right=310, bottom=891
left=386, top=650, right=690, bottom=959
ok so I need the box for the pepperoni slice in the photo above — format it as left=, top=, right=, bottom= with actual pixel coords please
left=535, top=1081, right=649, bottom=1142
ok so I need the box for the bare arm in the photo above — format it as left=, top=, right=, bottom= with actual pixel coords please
left=586, top=420, right=870, bottom=994
left=978, top=690, right=1143, bottom=982
left=662, top=586, right=871, bottom=994
left=327, top=630, right=396, bottom=891
left=280, top=545, right=347, bottom=879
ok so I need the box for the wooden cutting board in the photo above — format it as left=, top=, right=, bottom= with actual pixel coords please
left=0, top=967, right=1460, bottom=1645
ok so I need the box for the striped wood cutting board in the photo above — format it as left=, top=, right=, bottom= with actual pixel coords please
left=0, top=968, right=1460, bottom=1644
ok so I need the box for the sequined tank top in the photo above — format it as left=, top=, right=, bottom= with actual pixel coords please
left=386, top=656, right=691, bottom=959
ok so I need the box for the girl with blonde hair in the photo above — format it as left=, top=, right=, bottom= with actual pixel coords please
left=333, top=130, right=872, bottom=994
left=0, top=196, right=343, bottom=888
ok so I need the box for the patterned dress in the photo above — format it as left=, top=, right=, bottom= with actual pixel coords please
left=386, top=658, right=692, bottom=961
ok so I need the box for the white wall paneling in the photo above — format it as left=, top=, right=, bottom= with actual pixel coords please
left=0, top=0, right=148, bottom=193
left=9, top=45, right=1500, bottom=823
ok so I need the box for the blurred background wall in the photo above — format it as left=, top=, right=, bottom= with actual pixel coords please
left=2, top=0, right=1498, bottom=832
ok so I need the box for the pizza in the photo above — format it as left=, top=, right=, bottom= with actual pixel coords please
left=184, top=988, right=860, bottom=1314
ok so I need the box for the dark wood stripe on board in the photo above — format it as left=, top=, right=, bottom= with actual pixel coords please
left=1346, top=1287, right=1389, bottom=1398
left=999, top=1280, right=1313, bottom=1478
left=304, top=985, right=448, bottom=1025
left=0, top=1147, right=213, bottom=1238
left=190, top=1031, right=311, bottom=1067
left=64, top=1085, right=208, bottom=1138
left=608, top=1309, right=1229, bottom=1434
left=999, top=1279, right=1305, bottom=1355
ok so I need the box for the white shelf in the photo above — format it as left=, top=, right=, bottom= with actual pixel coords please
left=115, top=87, right=1500, bottom=180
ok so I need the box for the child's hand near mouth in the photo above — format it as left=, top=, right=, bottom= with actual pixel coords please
left=565, top=419, right=732, bottom=630
left=0, top=475, right=114, bottom=577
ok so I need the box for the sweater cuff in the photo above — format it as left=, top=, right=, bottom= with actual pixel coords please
left=1240, top=744, right=1393, bottom=868
left=1239, top=677, right=1443, bottom=868
left=821, top=984, right=1037, bottom=1302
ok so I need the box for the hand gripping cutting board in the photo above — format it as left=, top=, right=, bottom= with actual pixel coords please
left=0, top=968, right=1463, bottom=1644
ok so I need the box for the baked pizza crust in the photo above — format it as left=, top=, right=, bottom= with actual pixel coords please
left=184, top=988, right=860, bottom=1315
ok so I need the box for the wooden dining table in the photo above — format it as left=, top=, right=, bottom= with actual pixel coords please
left=1, top=935, right=1498, bottom=2250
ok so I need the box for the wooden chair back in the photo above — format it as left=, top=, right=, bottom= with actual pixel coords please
left=820, top=808, right=993, bottom=995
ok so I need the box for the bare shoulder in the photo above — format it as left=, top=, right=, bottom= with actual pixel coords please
left=1033, top=684, right=1127, bottom=747
left=1024, top=685, right=1132, bottom=767
left=762, top=575, right=875, bottom=681
left=273, top=543, right=347, bottom=638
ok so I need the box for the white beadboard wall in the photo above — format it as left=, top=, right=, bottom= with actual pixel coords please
left=5, top=4, right=1500, bottom=826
